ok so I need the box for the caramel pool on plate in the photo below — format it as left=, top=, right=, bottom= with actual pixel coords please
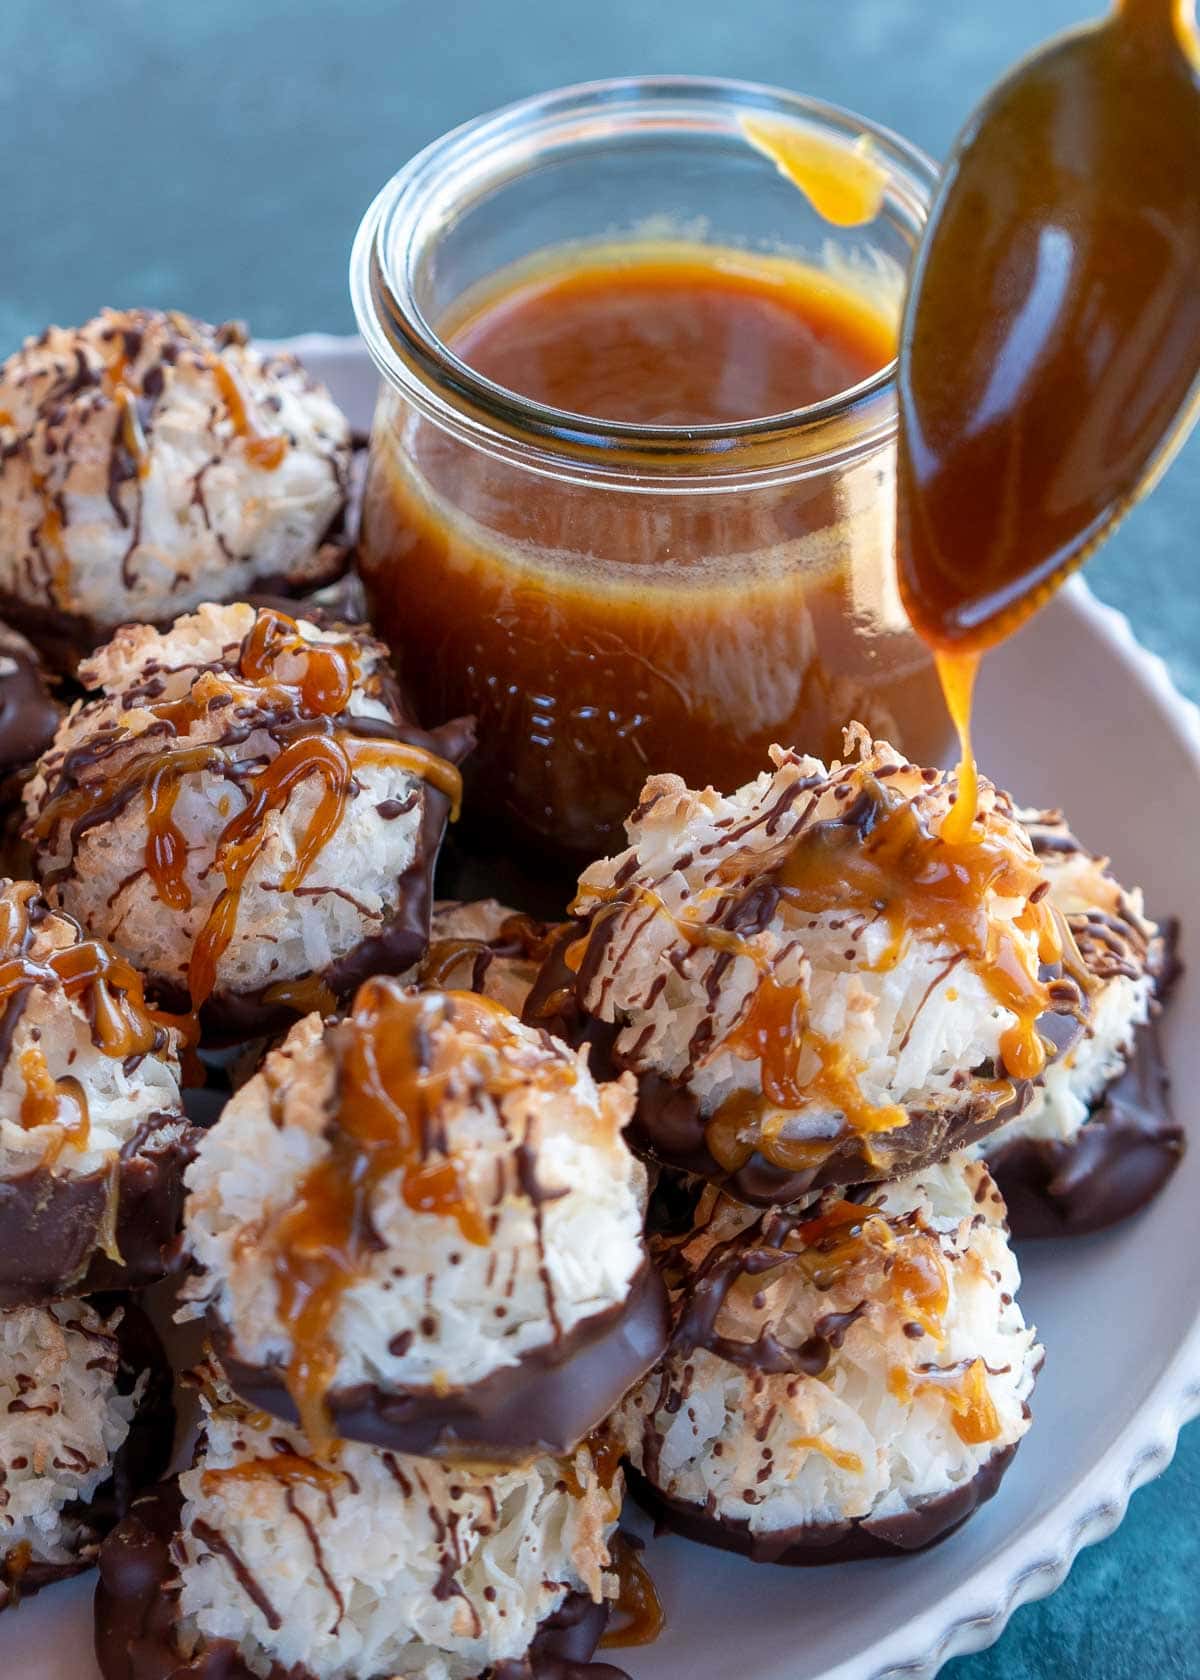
left=361, top=239, right=948, bottom=866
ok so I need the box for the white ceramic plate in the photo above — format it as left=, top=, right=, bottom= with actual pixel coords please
left=17, top=336, right=1200, bottom=1680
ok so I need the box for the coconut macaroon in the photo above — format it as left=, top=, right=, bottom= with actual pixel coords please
left=0, top=309, right=353, bottom=665
left=22, top=602, right=473, bottom=1038
left=408, top=899, right=562, bottom=1017
left=530, top=726, right=1080, bottom=1207
left=96, top=1373, right=624, bottom=1680
left=618, top=1154, right=1039, bottom=1563
left=182, top=979, right=668, bottom=1457
left=0, top=878, right=194, bottom=1303
left=0, top=1298, right=172, bottom=1610
left=978, top=811, right=1181, bottom=1237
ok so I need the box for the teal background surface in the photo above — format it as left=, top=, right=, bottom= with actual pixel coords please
left=3, top=2, right=1197, bottom=1673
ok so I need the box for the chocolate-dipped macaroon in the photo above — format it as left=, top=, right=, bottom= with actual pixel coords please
left=0, top=1297, right=172, bottom=1610
left=96, top=1370, right=627, bottom=1680
left=0, top=878, right=194, bottom=1303
left=618, top=1154, right=1039, bottom=1563
left=0, top=309, right=353, bottom=667
left=529, top=726, right=1080, bottom=1206
left=979, top=810, right=1181, bottom=1236
left=23, top=602, right=472, bottom=1040
left=181, top=980, right=668, bottom=1457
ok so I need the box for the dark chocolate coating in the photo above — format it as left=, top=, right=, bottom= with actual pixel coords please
left=525, top=925, right=1055, bottom=1206
left=0, top=1299, right=174, bottom=1613
left=0, top=623, right=60, bottom=777
left=95, top=1478, right=624, bottom=1680
left=989, top=1012, right=1182, bottom=1238
left=0, top=1117, right=198, bottom=1306
left=215, top=1258, right=670, bottom=1460
left=626, top=1443, right=1018, bottom=1565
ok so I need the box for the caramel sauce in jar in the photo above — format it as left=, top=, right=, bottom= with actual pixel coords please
left=361, top=239, right=948, bottom=868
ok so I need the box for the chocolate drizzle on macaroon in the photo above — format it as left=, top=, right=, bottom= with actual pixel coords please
left=193, top=981, right=668, bottom=1459
left=24, top=605, right=474, bottom=1039
left=0, top=309, right=354, bottom=668
left=0, top=879, right=196, bottom=1302
left=620, top=1157, right=1037, bottom=1564
left=0, top=622, right=59, bottom=780
left=529, top=738, right=1088, bottom=1204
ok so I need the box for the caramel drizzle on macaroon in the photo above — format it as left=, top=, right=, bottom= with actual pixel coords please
left=647, top=1184, right=1003, bottom=1475
left=0, top=880, right=183, bottom=1162
left=572, top=761, right=1076, bottom=1178
left=262, top=983, right=575, bottom=1446
left=28, top=607, right=463, bottom=1017
left=667, top=1193, right=950, bottom=1380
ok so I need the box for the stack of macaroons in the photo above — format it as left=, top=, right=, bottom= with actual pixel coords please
left=22, top=601, right=473, bottom=1038
left=95, top=978, right=664, bottom=1678
left=529, top=728, right=1179, bottom=1561
left=0, top=877, right=181, bottom=1615
left=0, top=309, right=354, bottom=668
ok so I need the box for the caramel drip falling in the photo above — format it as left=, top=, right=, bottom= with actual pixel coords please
left=936, top=649, right=980, bottom=845
left=265, top=984, right=547, bottom=1445
left=897, top=0, right=1200, bottom=845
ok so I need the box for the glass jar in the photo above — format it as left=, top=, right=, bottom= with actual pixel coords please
left=350, top=76, right=943, bottom=871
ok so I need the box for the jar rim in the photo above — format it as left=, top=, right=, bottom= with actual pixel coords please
left=349, top=75, right=939, bottom=480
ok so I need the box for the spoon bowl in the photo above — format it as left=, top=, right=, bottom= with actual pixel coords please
left=897, top=0, right=1200, bottom=650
